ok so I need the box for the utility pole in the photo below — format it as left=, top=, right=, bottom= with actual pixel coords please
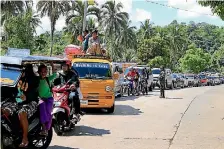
left=82, top=0, right=88, bottom=34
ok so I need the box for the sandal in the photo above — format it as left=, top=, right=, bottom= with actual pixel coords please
left=19, top=141, right=28, bottom=148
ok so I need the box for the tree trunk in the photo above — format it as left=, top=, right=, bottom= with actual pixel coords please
left=50, top=20, right=54, bottom=57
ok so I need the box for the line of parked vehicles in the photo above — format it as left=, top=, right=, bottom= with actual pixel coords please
left=114, top=66, right=224, bottom=97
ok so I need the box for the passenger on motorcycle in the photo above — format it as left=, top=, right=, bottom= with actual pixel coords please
left=1, top=64, right=39, bottom=147
left=58, top=61, right=84, bottom=120
left=38, top=63, right=56, bottom=136
left=125, top=67, right=140, bottom=95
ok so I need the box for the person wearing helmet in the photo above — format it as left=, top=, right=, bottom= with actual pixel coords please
left=159, top=66, right=166, bottom=98
left=57, top=61, right=84, bottom=121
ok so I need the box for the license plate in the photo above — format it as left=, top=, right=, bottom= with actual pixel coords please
left=80, top=100, right=88, bottom=105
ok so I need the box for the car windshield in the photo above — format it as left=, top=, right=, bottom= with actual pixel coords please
left=199, top=75, right=206, bottom=79
left=152, top=69, right=161, bottom=74
left=0, top=64, right=22, bottom=86
left=73, top=62, right=112, bottom=79
left=186, top=75, right=194, bottom=79
left=172, top=74, right=177, bottom=78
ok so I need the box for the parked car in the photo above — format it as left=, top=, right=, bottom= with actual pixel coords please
left=213, top=75, right=221, bottom=85
left=152, top=68, right=173, bottom=89
left=199, top=73, right=208, bottom=86
left=207, top=76, right=215, bottom=86
left=220, top=76, right=224, bottom=84
left=193, top=75, right=201, bottom=87
left=179, top=74, right=188, bottom=88
left=185, top=74, right=195, bottom=87
left=172, top=73, right=184, bottom=88
left=172, top=73, right=178, bottom=88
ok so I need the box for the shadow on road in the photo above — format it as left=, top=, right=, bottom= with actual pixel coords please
left=116, top=95, right=140, bottom=101
left=48, top=146, right=79, bottom=149
left=83, top=105, right=143, bottom=116
left=63, top=125, right=111, bottom=136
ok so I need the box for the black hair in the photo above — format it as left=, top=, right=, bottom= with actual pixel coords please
left=84, top=30, right=89, bottom=33
left=92, top=29, right=98, bottom=34
left=38, top=64, right=47, bottom=73
left=24, top=64, right=35, bottom=77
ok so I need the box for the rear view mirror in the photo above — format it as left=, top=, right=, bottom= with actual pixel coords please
left=113, top=73, right=119, bottom=80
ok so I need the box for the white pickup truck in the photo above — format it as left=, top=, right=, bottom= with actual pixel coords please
left=152, top=68, right=173, bottom=89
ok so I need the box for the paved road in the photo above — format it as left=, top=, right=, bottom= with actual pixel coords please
left=49, top=85, right=224, bottom=149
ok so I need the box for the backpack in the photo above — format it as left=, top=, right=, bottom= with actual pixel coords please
left=46, top=77, right=52, bottom=90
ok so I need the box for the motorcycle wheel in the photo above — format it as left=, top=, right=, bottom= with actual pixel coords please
left=31, top=127, right=53, bottom=149
left=53, top=112, right=66, bottom=136
left=127, top=87, right=130, bottom=96
left=54, top=124, right=63, bottom=136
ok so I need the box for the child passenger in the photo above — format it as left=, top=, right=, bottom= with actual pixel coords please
left=38, top=63, right=56, bottom=135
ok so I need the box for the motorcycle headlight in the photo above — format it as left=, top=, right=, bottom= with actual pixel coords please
left=105, top=86, right=112, bottom=92
left=54, top=101, right=61, bottom=106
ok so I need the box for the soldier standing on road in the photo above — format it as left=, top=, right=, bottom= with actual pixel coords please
left=159, top=66, right=165, bottom=98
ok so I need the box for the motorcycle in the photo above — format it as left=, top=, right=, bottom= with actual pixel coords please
left=1, top=98, right=53, bottom=149
left=140, top=78, right=148, bottom=95
left=121, top=78, right=131, bottom=96
left=51, top=78, right=80, bottom=136
left=126, top=76, right=140, bottom=96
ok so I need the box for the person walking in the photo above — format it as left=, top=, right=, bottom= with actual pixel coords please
left=159, top=66, right=166, bottom=98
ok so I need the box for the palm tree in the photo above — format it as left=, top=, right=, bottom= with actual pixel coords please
left=37, top=1, right=70, bottom=56
left=139, top=19, right=154, bottom=39
left=116, top=21, right=137, bottom=61
left=100, top=0, right=129, bottom=60
left=1, top=0, right=24, bottom=25
left=86, top=18, right=97, bottom=31
left=65, top=0, right=99, bottom=39
left=166, top=22, right=188, bottom=68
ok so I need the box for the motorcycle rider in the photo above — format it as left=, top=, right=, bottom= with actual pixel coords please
left=141, top=67, right=149, bottom=93
left=58, top=61, right=84, bottom=120
left=125, top=67, right=140, bottom=95
left=133, top=68, right=140, bottom=96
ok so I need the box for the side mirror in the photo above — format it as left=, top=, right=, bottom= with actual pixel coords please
left=113, top=73, right=119, bottom=80
left=54, top=78, right=61, bottom=86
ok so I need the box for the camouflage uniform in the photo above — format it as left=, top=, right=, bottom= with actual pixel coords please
left=159, top=67, right=165, bottom=98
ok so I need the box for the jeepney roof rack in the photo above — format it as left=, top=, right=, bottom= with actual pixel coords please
left=72, top=54, right=111, bottom=61
left=1, top=55, right=66, bottom=65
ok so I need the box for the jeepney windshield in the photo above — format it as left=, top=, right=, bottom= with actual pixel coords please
left=0, top=64, right=22, bottom=86
left=73, top=62, right=112, bottom=79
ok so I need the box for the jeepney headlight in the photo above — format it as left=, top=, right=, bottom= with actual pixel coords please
left=105, top=86, right=112, bottom=92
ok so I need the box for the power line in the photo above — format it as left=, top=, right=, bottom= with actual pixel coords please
left=145, top=0, right=215, bottom=17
